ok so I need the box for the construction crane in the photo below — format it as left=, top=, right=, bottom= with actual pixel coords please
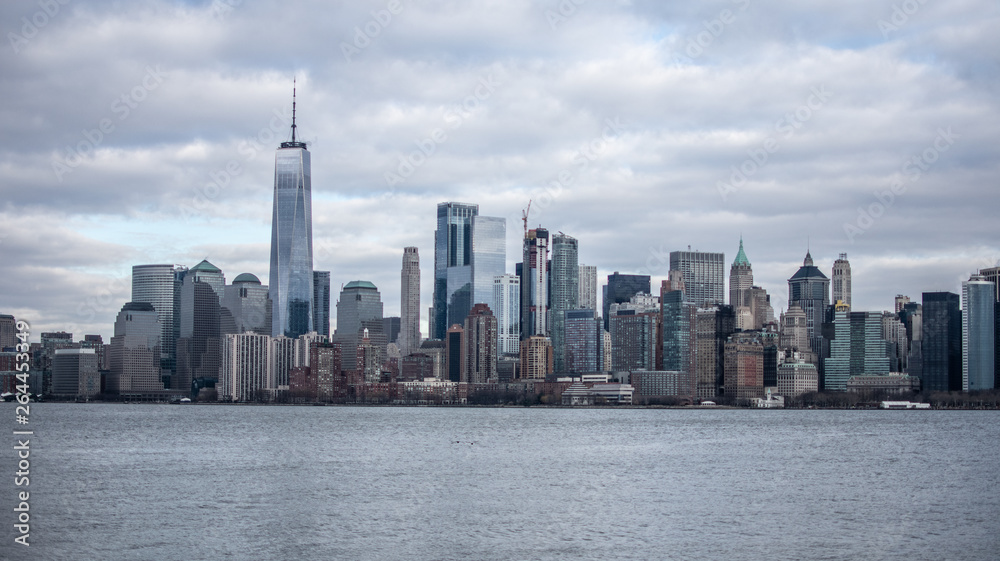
left=521, top=200, right=532, bottom=237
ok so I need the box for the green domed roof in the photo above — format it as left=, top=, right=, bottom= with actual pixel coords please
left=233, top=273, right=261, bottom=284
left=344, top=280, right=378, bottom=290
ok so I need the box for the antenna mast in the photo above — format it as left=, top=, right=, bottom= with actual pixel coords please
left=291, top=77, right=297, bottom=143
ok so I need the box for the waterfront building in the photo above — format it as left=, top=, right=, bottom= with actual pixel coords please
left=493, top=274, right=521, bottom=355
left=609, top=308, right=658, bottom=372
left=723, top=332, right=764, bottom=402
left=313, top=270, right=331, bottom=338
left=519, top=336, right=552, bottom=380
left=176, top=260, right=226, bottom=391
left=603, top=272, right=651, bottom=330
left=979, top=266, right=1000, bottom=389
left=670, top=250, right=725, bottom=308
left=846, top=373, right=920, bottom=396
left=550, top=233, right=579, bottom=373
left=776, top=356, right=818, bottom=397
left=464, top=304, right=498, bottom=384
left=52, top=348, right=99, bottom=398
left=628, top=370, right=695, bottom=403
left=108, top=302, right=162, bottom=395
left=832, top=253, right=852, bottom=309
left=661, top=285, right=695, bottom=376
left=400, top=247, right=421, bottom=356
left=131, top=263, right=188, bottom=383
left=922, top=292, right=962, bottom=392
left=563, top=309, right=603, bottom=374
left=822, top=308, right=890, bottom=391
left=219, top=332, right=271, bottom=402
left=695, top=305, right=736, bottom=399
left=269, top=84, right=314, bottom=338
left=963, top=275, right=996, bottom=391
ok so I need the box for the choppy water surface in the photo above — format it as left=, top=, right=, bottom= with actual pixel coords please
left=2, top=405, right=999, bottom=560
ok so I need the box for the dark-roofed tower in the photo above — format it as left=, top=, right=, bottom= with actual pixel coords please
left=788, top=251, right=830, bottom=383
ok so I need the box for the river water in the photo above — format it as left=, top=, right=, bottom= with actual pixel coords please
left=2, top=404, right=998, bottom=560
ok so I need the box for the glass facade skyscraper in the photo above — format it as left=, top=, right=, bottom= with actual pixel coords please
left=313, top=270, right=331, bottom=338
left=433, top=203, right=506, bottom=340
left=963, top=275, right=995, bottom=391
left=787, top=251, right=830, bottom=368
left=132, top=263, right=188, bottom=385
left=921, top=291, right=962, bottom=392
left=269, top=89, right=313, bottom=339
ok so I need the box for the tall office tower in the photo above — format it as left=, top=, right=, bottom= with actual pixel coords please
left=382, top=317, right=401, bottom=346
left=579, top=265, right=598, bottom=313
left=832, top=253, right=852, bottom=309
left=978, top=266, right=1000, bottom=388
left=0, top=314, right=15, bottom=350
left=519, top=335, right=552, bottom=380
left=603, top=272, right=651, bottom=330
left=520, top=228, right=550, bottom=340
left=400, top=247, right=421, bottom=356
left=312, top=271, right=331, bottom=338
left=219, top=332, right=272, bottom=402
left=334, top=281, right=384, bottom=369
left=132, top=263, right=188, bottom=384
left=493, top=274, right=521, bottom=355
left=175, top=260, right=226, bottom=392
left=602, top=330, right=612, bottom=372
left=357, top=329, right=384, bottom=384
left=895, top=295, right=910, bottom=314
left=432, top=203, right=506, bottom=339
left=108, top=302, right=162, bottom=395
left=550, top=233, right=579, bottom=373
left=609, top=309, right=658, bottom=371
left=921, top=292, right=961, bottom=392
left=464, top=303, right=498, bottom=384
left=445, top=324, right=465, bottom=383
left=788, top=251, right=830, bottom=363
left=661, top=286, right=695, bottom=375
left=899, top=301, right=923, bottom=380
left=729, top=237, right=753, bottom=308
left=221, top=273, right=271, bottom=336
left=52, top=348, right=99, bottom=398
left=472, top=216, right=506, bottom=311
left=882, top=312, right=908, bottom=372
left=269, top=84, right=314, bottom=339
left=823, top=308, right=890, bottom=391
left=963, top=275, right=995, bottom=391
left=746, top=286, right=774, bottom=329
left=563, top=309, right=603, bottom=374
left=695, top=305, right=736, bottom=400
left=723, top=331, right=765, bottom=402
left=669, top=250, right=725, bottom=307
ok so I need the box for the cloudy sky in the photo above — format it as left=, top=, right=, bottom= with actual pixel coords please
left=2, top=0, right=998, bottom=341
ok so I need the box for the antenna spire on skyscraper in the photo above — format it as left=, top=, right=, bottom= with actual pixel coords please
left=291, top=77, right=297, bottom=143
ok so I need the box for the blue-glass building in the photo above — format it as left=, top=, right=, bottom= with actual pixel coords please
left=963, top=275, right=995, bottom=391
left=269, top=89, right=313, bottom=338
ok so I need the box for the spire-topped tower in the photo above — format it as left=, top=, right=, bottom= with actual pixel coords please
left=281, top=78, right=306, bottom=149
left=729, top=236, right=753, bottom=308
left=270, top=80, right=314, bottom=338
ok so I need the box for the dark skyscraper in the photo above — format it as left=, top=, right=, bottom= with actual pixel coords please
left=313, top=270, right=331, bottom=338
left=603, top=272, right=650, bottom=330
left=921, top=291, right=962, bottom=392
left=269, top=83, right=314, bottom=338
left=788, top=251, right=830, bottom=368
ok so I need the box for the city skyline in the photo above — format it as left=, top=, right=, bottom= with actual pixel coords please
left=2, top=1, right=999, bottom=341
